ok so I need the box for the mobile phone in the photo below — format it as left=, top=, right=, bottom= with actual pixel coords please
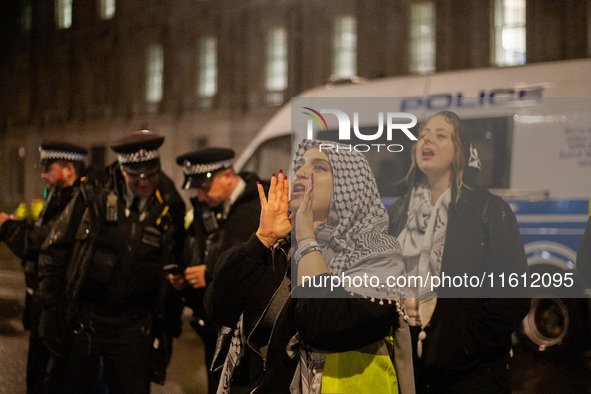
left=163, top=264, right=184, bottom=276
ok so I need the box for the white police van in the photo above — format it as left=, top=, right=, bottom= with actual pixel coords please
left=236, top=58, right=591, bottom=355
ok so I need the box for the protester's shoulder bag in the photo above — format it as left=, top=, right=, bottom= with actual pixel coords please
left=211, top=325, right=234, bottom=374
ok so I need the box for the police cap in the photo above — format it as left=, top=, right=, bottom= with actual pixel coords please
left=111, top=130, right=164, bottom=177
left=39, top=141, right=88, bottom=165
left=176, top=148, right=235, bottom=189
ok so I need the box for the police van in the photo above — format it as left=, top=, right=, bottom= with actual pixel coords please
left=236, top=58, right=591, bottom=356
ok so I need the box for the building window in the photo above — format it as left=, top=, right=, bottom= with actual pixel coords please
left=55, top=0, right=72, bottom=29
left=333, top=15, right=357, bottom=79
left=146, top=44, right=163, bottom=105
left=494, top=0, right=526, bottom=66
left=198, top=36, right=217, bottom=107
left=410, top=1, right=435, bottom=74
left=21, top=1, right=32, bottom=32
left=266, top=27, right=288, bottom=105
left=99, top=0, right=115, bottom=20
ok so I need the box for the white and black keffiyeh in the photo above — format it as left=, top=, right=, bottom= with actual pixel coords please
left=291, top=140, right=406, bottom=394
left=216, top=237, right=291, bottom=394
left=397, top=183, right=450, bottom=357
left=398, top=184, right=450, bottom=299
left=292, top=139, right=404, bottom=299
left=216, top=315, right=245, bottom=394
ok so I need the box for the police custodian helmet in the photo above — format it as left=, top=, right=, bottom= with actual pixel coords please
left=176, top=147, right=235, bottom=190
left=39, top=141, right=88, bottom=167
left=110, top=130, right=165, bottom=177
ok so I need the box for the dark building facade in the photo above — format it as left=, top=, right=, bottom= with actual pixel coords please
left=0, top=0, right=589, bottom=208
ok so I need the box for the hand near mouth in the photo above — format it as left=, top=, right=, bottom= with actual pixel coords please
left=295, top=172, right=324, bottom=241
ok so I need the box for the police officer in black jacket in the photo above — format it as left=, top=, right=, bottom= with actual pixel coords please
left=169, top=148, right=264, bottom=393
left=0, top=141, right=87, bottom=394
left=38, top=131, right=184, bottom=394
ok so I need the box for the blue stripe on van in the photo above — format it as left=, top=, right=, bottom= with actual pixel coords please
left=507, top=200, right=589, bottom=215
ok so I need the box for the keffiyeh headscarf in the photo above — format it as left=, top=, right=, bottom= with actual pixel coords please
left=292, top=139, right=404, bottom=299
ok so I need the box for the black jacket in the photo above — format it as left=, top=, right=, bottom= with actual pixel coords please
left=205, top=234, right=296, bottom=393
left=0, top=183, right=78, bottom=263
left=0, top=182, right=79, bottom=329
left=37, top=168, right=183, bottom=369
left=388, top=186, right=530, bottom=391
left=204, top=234, right=401, bottom=393
left=183, top=173, right=263, bottom=318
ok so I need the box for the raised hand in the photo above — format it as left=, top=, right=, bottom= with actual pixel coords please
left=255, top=171, right=291, bottom=248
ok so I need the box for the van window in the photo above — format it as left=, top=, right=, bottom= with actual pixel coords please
left=241, top=135, right=292, bottom=178
left=464, top=116, right=511, bottom=189
left=243, top=116, right=510, bottom=193
left=316, top=116, right=510, bottom=197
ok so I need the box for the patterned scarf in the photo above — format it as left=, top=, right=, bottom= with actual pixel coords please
left=397, top=183, right=450, bottom=357
left=292, top=139, right=404, bottom=299
left=216, top=236, right=291, bottom=394
left=216, top=315, right=245, bottom=394
left=291, top=140, right=405, bottom=394
left=398, top=184, right=450, bottom=299
left=218, top=140, right=406, bottom=392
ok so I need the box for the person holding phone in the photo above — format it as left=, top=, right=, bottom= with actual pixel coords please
left=170, top=148, right=265, bottom=393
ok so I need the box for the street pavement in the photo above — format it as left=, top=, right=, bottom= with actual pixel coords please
left=0, top=268, right=28, bottom=393
left=0, top=243, right=207, bottom=394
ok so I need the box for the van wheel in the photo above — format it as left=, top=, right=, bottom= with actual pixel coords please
left=518, top=296, right=588, bottom=356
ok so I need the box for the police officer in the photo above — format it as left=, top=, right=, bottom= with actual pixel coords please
left=169, top=148, right=264, bottom=393
left=38, top=131, right=183, bottom=394
left=0, top=141, right=87, bottom=394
